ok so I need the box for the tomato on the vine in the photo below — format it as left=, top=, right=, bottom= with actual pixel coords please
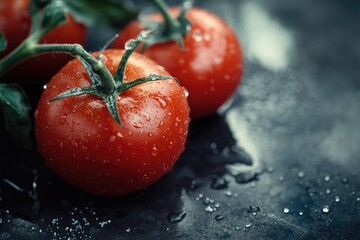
left=113, top=4, right=243, bottom=119
left=0, top=0, right=86, bottom=83
left=35, top=49, right=190, bottom=196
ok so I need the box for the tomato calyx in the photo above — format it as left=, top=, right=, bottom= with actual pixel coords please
left=50, top=30, right=177, bottom=126
left=141, top=0, right=193, bottom=49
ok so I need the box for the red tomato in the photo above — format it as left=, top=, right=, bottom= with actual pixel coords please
left=34, top=49, right=190, bottom=196
left=0, top=0, right=86, bottom=83
left=113, top=7, right=243, bottom=119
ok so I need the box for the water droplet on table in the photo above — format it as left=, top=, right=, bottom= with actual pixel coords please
left=167, top=211, right=186, bottom=223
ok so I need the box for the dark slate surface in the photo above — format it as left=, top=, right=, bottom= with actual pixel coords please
left=1, top=0, right=360, bottom=239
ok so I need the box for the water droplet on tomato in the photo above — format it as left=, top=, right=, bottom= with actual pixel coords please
left=148, top=132, right=153, bottom=137
left=204, top=33, right=211, bottom=42
left=144, top=113, right=151, bottom=121
left=133, top=123, right=142, bottom=128
left=128, top=131, right=133, bottom=136
left=152, top=96, right=167, bottom=109
left=192, top=29, right=203, bottom=42
left=152, top=146, right=159, bottom=157
left=34, top=110, right=39, bottom=118
left=43, top=84, right=47, bottom=89
left=158, top=121, right=164, bottom=128
left=182, top=87, right=189, bottom=97
left=109, top=135, right=116, bottom=142
left=117, top=132, right=123, bottom=138
left=59, top=115, right=67, bottom=125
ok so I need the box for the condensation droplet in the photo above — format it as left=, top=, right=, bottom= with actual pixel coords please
left=182, top=87, right=189, bottom=97
left=117, top=132, right=123, bottom=138
left=192, top=29, right=203, bottom=42
left=152, top=146, right=159, bottom=157
left=324, top=175, right=331, bottom=182
left=283, top=208, right=290, bottom=214
left=59, top=115, right=67, bottom=125
left=335, top=196, right=340, bottom=202
left=167, top=211, right=186, bottom=223
left=215, top=215, right=224, bottom=221
left=322, top=206, right=329, bottom=213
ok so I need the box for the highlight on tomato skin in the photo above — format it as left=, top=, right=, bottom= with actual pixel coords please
left=0, top=0, right=86, bottom=84
left=113, top=5, right=244, bottom=119
left=34, top=49, right=190, bottom=196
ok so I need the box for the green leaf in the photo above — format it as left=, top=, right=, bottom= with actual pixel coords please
left=63, top=0, right=139, bottom=28
left=0, top=33, right=6, bottom=52
left=0, top=83, right=32, bottom=148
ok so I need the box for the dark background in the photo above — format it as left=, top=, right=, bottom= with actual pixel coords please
left=1, top=0, right=360, bottom=239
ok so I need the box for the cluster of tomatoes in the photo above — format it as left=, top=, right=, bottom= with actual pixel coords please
left=0, top=0, right=243, bottom=196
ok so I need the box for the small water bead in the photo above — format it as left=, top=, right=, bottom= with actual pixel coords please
left=279, top=176, right=285, bottom=182
left=125, top=39, right=137, bottom=50
left=297, top=172, right=304, bottom=178
left=125, top=227, right=131, bottom=233
left=324, top=175, right=331, bottom=182
left=335, top=196, right=341, bottom=202
left=167, top=211, right=186, bottom=223
left=325, top=189, right=331, bottom=194
left=283, top=208, right=290, bottom=214
left=215, top=215, right=224, bottom=221
left=151, top=146, right=159, bottom=157
left=205, top=205, right=215, bottom=213
left=322, top=206, right=329, bottom=213
left=109, top=135, right=116, bottom=142
left=245, top=223, right=252, bottom=228
left=192, top=29, right=203, bottom=42
left=357, top=197, right=360, bottom=202
left=299, top=211, right=304, bottom=216
left=341, top=178, right=349, bottom=184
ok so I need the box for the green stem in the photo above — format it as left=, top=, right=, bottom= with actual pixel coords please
left=0, top=40, right=115, bottom=90
left=36, top=44, right=115, bottom=90
left=152, top=0, right=179, bottom=32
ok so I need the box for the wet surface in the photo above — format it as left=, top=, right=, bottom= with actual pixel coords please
left=1, top=0, right=360, bottom=239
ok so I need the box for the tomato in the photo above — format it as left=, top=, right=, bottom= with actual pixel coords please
left=34, top=49, right=190, bottom=196
left=0, top=0, right=86, bottom=83
left=113, top=7, right=243, bottom=119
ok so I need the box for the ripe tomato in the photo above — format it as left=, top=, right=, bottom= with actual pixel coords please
left=0, top=0, right=86, bottom=83
left=113, top=7, right=243, bottom=119
left=34, top=49, right=190, bottom=196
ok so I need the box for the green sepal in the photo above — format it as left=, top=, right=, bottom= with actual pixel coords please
left=50, top=87, right=100, bottom=102
left=78, top=57, right=102, bottom=86
left=142, top=0, right=193, bottom=50
left=0, top=83, right=32, bottom=148
left=62, top=0, right=139, bottom=28
left=104, top=93, right=122, bottom=126
left=118, top=74, right=177, bottom=93
left=0, top=33, right=6, bottom=52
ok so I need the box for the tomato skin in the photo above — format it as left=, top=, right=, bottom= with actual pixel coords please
left=114, top=7, right=243, bottom=119
left=35, top=49, right=190, bottom=196
left=0, top=0, right=86, bottom=83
